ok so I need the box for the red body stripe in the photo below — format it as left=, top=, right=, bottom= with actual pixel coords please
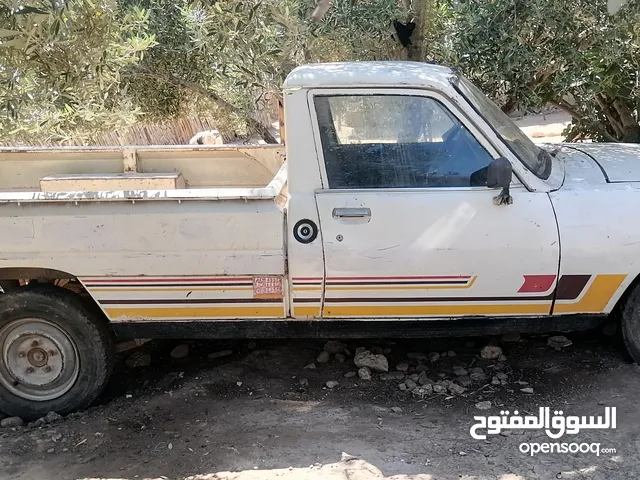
left=293, top=276, right=471, bottom=282
left=82, top=277, right=253, bottom=284
left=518, top=275, right=557, bottom=293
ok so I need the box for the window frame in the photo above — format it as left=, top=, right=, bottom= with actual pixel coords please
left=307, top=87, right=522, bottom=192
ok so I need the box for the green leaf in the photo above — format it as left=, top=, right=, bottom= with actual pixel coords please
left=0, top=29, right=21, bottom=38
left=15, top=6, right=50, bottom=15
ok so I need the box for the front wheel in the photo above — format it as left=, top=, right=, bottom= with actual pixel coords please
left=0, top=286, right=114, bottom=419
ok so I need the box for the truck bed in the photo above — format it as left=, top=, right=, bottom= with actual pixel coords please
left=0, top=145, right=286, bottom=201
left=0, top=145, right=288, bottom=291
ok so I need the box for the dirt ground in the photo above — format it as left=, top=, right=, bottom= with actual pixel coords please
left=1, top=325, right=639, bottom=480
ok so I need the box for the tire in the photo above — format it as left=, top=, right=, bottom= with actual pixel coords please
left=621, top=284, right=640, bottom=363
left=0, top=286, right=114, bottom=420
left=0, top=280, right=19, bottom=293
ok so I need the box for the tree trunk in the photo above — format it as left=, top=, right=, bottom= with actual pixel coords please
left=129, top=71, right=279, bottom=144
left=613, top=99, right=640, bottom=142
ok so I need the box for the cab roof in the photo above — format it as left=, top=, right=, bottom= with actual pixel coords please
left=283, top=61, right=457, bottom=91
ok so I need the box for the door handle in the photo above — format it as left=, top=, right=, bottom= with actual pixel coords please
left=332, top=207, right=371, bottom=218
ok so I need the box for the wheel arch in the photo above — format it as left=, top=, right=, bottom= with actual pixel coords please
left=0, top=267, right=111, bottom=326
left=610, top=272, right=640, bottom=319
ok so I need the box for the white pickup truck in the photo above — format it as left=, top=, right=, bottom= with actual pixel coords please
left=1, top=61, right=640, bottom=419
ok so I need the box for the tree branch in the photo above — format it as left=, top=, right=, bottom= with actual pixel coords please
left=128, top=71, right=278, bottom=144
left=311, top=0, right=334, bottom=22
left=594, top=94, right=624, bottom=136
left=550, top=98, right=581, bottom=120
left=551, top=98, right=620, bottom=143
left=612, top=98, right=637, bottom=128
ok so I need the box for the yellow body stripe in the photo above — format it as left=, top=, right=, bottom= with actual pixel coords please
left=106, top=306, right=285, bottom=319
left=292, top=306, right=322, bottom=317
left=91, top=286, right=253, bottom=292
left=554, top=274, right=626, bottom=313
left=323, top=303, right=551, bottom=317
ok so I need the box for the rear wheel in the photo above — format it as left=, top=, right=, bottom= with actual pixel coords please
left=0, top=286, right=114, bottom=419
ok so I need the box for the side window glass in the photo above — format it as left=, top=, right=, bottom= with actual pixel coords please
left=314, top=94, right=494, bottom=189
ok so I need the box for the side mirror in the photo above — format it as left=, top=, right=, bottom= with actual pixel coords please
left=487, top=157, right=513, bottom=206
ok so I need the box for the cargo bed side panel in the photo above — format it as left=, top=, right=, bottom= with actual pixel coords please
left=0, top=200, right=286, bottom=321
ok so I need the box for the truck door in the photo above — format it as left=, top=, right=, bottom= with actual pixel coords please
left=309, top=88, right=560, bottom=319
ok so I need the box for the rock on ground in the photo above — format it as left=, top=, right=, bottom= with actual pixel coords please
left=480, top=345, right=503, bottom=360
left=428, top=352, right=440, bottom=362
left=449, top=383, right=466, bottom=395
left=354, top=351, right=389, bottom=373
left=126, top=351, right=151, bottom=368
left=475, top=401, right=492, bottom=410
left=548, top=336, right=573, bottom=350
left=453, top=367, right=468, bottom=377
left=323, top=340, right=347, bottom=355
left=44, top=411, right=63, bottom=424
left=358, top=367, right=372, bottom=380
left=316, top=351, right=331, bottom=363
left=171, top=344, right=189, bottom=359
left=208, top=349, right=233, bottom=360
left=412, top=385, right=433, bottom=396
left=432, top=384, right=446, bottom=394
left=418, top=372, right=434, bottom=386
left=326, top=381, right=339, bottom=389
left=344, top=371, right=357, bottom=378
left=457, top=376, right=472, bottom=387
left=1, top=417, right=24, bottom=428
left=406, top=352, right=428, bottom=363
left=380, top=371, right=405, bottom=381
left=395, top=362, right=409, bottom=372
left=502, top=332, right=521, bottom=342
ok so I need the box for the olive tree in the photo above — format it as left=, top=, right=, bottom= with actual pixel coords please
left=121, top=0, right=407, bottom=143
left=0, top=0, right=155, bottom=144
left=446, top=0, right=640, bottom=142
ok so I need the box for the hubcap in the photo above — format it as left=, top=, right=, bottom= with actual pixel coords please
left=0, top=318, right=79, bottom=401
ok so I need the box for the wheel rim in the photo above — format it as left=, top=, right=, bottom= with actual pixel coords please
left=0, top=318, right=79, bottom=401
